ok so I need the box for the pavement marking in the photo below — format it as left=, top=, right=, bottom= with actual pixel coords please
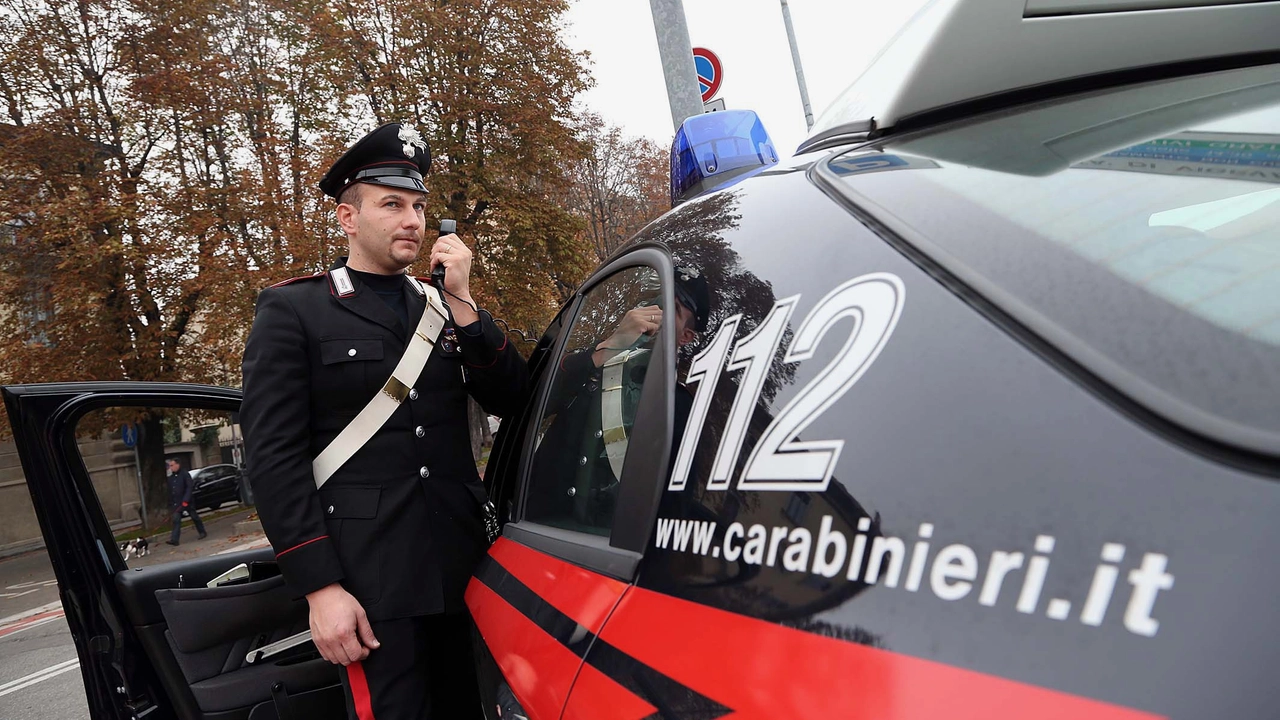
left=0, top=609, right=66, bottom=639
left=6, top=580, right=58, bottom=591
left=0, top=658, right=80, bottom=698
left=0, top=601, right=65, bottom=627
left=0, top=589, right=40, bottom=599
left=0, top=614, right=63, bottom=640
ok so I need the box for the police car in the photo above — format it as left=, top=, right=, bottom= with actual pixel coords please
left=4, top=0, right=1279, bottom=718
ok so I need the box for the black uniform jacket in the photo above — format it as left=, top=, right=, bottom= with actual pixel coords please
left=240, top=260, right=527, bottom=620
left=526, top=348, right=692, bottom=525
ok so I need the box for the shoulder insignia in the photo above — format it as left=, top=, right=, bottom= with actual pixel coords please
left=330, top=267, right=355, bottom=297
left=406, top=275, right=427, bottom=298
left=268, top=272, right=325, bottom=289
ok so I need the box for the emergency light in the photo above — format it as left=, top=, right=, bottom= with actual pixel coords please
left=670, top=109, right=778, bottom=206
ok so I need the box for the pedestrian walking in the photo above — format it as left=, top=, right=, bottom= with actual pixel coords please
left=165, top=458, right=207, bottom=546
left=241, top=122, right=528, bottom=719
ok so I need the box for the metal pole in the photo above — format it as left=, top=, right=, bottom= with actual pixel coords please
left=780, top=0, right=814, bottom=129
left=132, top=432, right=148, bottom=531
left=649, top=0, right=705, bottom=132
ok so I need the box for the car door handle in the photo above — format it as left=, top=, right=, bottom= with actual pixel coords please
left=246, top=630, right=313, bottom=665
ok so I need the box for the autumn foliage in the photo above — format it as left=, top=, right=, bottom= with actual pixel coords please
left=0, top=0, right=592, bottom=384
left=0, top=0, right=677, bottom=470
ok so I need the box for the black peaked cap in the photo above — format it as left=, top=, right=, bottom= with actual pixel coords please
left=319, top=123, right=432, bottom=200
left=675, top=266, right=711, bottom=332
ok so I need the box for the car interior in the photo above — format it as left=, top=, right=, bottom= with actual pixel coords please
left=115, top=548, right=343, bottom=719
left=74, top=404, right=347, bottom=720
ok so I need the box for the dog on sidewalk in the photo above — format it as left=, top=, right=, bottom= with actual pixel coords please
left=119, top=537, right=149, bottom=559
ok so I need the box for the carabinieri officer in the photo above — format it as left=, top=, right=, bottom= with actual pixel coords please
left=241, top=122, right=527, bottom=719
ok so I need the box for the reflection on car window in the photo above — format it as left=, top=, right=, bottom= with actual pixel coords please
left=524, top=266, right=662, bottom=535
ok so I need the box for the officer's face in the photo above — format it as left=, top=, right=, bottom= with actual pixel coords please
left=338, top=184, right=428, bottom=272
left=675, top=301, right=697, bottom=348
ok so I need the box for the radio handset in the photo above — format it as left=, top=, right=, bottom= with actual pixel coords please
left=433, top=219, right=456, bottom=293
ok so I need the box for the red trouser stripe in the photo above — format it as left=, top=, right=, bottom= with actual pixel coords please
left=346, top=661, right=376, bottom=720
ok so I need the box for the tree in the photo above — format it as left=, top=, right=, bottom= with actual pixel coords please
left=0, top=0, right=598, bottom=490
left=564, top=115, right=670, bottom=264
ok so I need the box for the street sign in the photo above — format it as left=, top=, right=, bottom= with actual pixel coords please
left=692, top=47, right=722, bottom=103
left=703, top=98, right=726, bottom=113
left=121, top=423, right=138, bottom=448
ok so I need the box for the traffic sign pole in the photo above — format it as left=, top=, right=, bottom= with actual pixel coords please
left=124, top=423, right=149, bottom=530
left=780, top=0, right=814, bottom=129
left=649, top=0, right=704, bottom=131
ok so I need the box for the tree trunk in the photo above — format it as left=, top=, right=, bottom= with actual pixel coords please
left=467, top=397, right=489, bottom=463
left=138, top=414, right=171, bottom=529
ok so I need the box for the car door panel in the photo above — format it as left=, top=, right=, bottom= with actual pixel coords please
left=467, top=251, right=679, bottom=719
left=467, top=537, right=629, bottom=720
left=1, top=384, right=346, bottom=720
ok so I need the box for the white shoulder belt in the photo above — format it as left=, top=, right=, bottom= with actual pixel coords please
left=312, top=272, right=449, bottom=489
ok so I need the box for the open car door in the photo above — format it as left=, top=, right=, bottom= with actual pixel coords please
left=2, top=382, right=346, bottom=720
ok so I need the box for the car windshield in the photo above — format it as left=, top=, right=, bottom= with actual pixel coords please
left=823, top=63, right=1280, bottom=457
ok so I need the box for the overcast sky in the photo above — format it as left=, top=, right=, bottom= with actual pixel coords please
left=563, top=0, right=931, bottom=157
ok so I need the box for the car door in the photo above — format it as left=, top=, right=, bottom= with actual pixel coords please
left=467, top=247, right=681, bottom=720
left=2, top=383, right=346, bottom=720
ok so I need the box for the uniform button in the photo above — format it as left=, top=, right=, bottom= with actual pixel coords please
left=579, top=456, right=587, bottom=466
left=419, top=466, right=430, bottom=479
left=594, top=430, right=603, bottom=438
left=409, top=389, right=419, bottom=401
left=567, top=487, right=576, bottom=497
left=415, top=426, right=425, bottom=438
left=348, top=348, right=357, bottom=357
left=327, top=505, right=334, bottom=514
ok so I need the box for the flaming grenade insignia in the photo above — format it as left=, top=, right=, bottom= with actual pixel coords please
left=398, top=124, right=428, bottom=159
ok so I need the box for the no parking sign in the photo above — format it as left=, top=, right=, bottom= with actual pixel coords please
left=692, top=47, right=722, bottom=103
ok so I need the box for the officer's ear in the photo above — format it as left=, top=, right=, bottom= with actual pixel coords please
left=335, top=184, right=364, bottom=235
left=677, top=325, right=697, bottom=348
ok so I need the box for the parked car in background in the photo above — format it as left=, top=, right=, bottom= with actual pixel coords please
left=189, top=463, right=242, bottom=511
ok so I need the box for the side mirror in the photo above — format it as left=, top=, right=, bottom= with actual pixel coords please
left=670, top=109, right=779, bottom=206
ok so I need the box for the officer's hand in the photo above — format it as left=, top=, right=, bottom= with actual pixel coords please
left=609, top=307, right=662, bottom=349
left=305, top=583, right=380, bottom=665
left=429, top=233, right=474, bottom=301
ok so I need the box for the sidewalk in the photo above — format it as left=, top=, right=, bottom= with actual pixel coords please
left=0, top=508, right=269, bottom=625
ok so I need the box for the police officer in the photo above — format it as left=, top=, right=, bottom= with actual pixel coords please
left=240, top=123, right=527, bottom=719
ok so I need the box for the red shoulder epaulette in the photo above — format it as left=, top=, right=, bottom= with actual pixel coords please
left=269, top=272, right=326, bottom=289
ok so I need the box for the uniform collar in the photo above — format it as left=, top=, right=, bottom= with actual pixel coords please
left=328, top=257, right=425, bottom=341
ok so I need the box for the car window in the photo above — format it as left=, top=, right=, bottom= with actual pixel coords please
left=824, top=63, right=1280, bottom=456
left=523, top=265, right=663, bottom=536
left=69, top=407, right=249, bottom=565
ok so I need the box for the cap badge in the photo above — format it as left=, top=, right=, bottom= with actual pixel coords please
left=398, top=124, right=428, bottom=159
left=677, top=266, right=700, bottom=281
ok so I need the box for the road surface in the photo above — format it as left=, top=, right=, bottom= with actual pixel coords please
left=0, top=509, right=268, bottom=719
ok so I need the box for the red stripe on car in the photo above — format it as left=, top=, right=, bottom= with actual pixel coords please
left=466, top=578, right=584, bottom=720
left=601, top=586, right=1166, bottom=720
left=487, top=537, right=627, bottom=634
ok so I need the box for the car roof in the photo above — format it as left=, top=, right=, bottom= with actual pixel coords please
left=801, top=0, right=1280, bottom=151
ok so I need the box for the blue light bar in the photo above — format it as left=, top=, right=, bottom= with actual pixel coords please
left=670, top=109, right=779, bottom=206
